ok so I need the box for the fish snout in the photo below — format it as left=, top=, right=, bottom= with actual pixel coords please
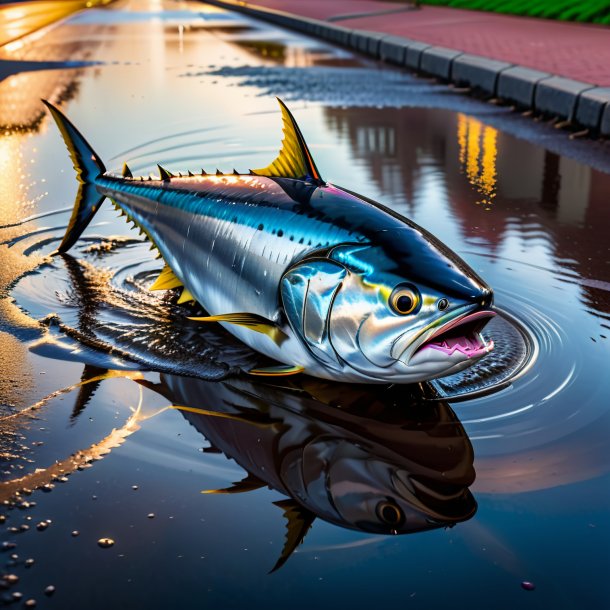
left=479, top=288, right=493, bottom=309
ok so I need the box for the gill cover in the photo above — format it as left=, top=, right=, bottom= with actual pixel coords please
left=281, top=260, right=346, bottom=367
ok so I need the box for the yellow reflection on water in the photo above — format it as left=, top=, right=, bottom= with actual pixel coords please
left=457, top=113, right=498, bottom=209
left=0, top=0, right=114, bottom=49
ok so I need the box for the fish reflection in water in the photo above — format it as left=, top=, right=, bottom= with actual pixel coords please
left=142, top=374, right=477, bottom=570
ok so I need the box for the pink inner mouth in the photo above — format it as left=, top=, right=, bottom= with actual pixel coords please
left=415, top=311, right=495, bottom=359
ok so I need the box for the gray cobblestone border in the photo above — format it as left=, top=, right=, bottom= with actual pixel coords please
left=202, top=0, right=610, bottom=135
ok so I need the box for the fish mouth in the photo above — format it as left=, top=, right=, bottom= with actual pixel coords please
left=409, top=310, right=496, bottom=362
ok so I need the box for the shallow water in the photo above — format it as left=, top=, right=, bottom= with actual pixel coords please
left=0, top=1, right=609, bottom=608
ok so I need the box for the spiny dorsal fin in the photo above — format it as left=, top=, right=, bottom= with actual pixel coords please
left=188, top=312, right=288, bottom=346
left=201, top=169, right=207, bottom=175
left=122, top=163, right=132, bottom=178
left=253, top=98, right=322, bottom=183
left=269, top=499, right=316, bottom=573
left=201, top=473, right=266, bottom=495
left=149, top=264, right=183, bottom=291
left=216, top=169, right=222, bottom=176
left=233, top=169, right=239, bottom=175
left=157, top=165, right=173, bottom=181
left=188, top=170, right=194, bottom=177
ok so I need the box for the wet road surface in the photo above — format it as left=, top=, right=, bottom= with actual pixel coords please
left=0, top=1, right=609, bottom=608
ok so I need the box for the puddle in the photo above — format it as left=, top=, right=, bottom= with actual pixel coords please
left=0, top=1, right=609, bottom=608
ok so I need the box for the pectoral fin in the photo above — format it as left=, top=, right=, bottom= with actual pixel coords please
left=169, top=405, right=274, bottom=429
left=248, top=365, right=304, bottom=377
left=270, top=499, right=316, bottom=573
left=188, top=313, right=288, bottom=346
left=202, top=473, right=266, bottom=495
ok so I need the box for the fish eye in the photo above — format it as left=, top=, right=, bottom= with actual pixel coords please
left=437, top=298, right=449, bottom=311
left=389, top=285, right=419, bottom=315
left=376, top=501, right=404, bottom=526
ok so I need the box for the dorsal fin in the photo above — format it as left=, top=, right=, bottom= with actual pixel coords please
left=201, top=169, right=207, bottom=175
left=157, top=165, right=173, bottom=181
left=187, top=170, right=194, bottom=177
left=253, top=98, right=323, bottom=183
left=121, top=163, right=132, bottom=178
left=216, top=169, right=223, bottom=176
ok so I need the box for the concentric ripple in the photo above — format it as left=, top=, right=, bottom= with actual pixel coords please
left=9, top=231, right=533, bottom=400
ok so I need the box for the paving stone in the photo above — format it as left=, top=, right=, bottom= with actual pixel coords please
left=318, top=23, right=351, bottom=46
left=574, top=87, right=610, bottom=130
left=420, top=46, right=463, bottom=80
left=497, top=66, right=552, bottom=107
left=452, top=54, right=513, bottom=95
left=535, top=76, right=596, bottom=120
left=600, top=104, right=610, bottom=136
left=348, top=29, right=369, bottom=53
left=379, top=35, right=412, bottom=65
left=365, top=32, right=388, bottom=58
left=404, top=41, right=432, bottom=70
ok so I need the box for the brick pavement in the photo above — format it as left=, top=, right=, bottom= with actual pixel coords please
left=245, top=1, right=610, bottom=86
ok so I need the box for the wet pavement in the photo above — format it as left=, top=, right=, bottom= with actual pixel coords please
left=0, top=1, right=609, bottom=609
left=234, top=0, right=610, bottom=85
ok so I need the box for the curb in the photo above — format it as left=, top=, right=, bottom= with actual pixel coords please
left=202, top=0, right=610, bottom=136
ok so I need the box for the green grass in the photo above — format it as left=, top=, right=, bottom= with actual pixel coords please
left=416, top=1, right=610, bottom=24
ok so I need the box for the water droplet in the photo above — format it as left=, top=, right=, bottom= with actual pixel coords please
left=5, top=575, right=18, bottom=585
left=521, top=581, right=536, bottom=591
left=97, top=538, right=114, bottom=548
left=147, top=513, right=155, bottom=519
left=36, top=522, right=48, bottom=531
left=25, top=558, right=34, bottom=567
left=44, top=586, right=55, bottom=596
left=71, top=531, right=80, bottom=537
left=24, top=599, right=36, bottom=608
left=132, top=485, right=139, bottom=491
left=11, top=592, right=22, bottom=601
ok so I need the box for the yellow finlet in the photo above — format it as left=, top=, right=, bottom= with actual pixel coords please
left=177, top=288, right=195, bottom=304
left=249, top=364, right=304, bottom=377
left=188, top=312, right=288, bottom=345
left=252, top=98, right=322, bottom=182
left=149, top=264, right=183, bottom=291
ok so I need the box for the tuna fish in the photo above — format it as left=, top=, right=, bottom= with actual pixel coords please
left=43, top=98, right=494, bottom=383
